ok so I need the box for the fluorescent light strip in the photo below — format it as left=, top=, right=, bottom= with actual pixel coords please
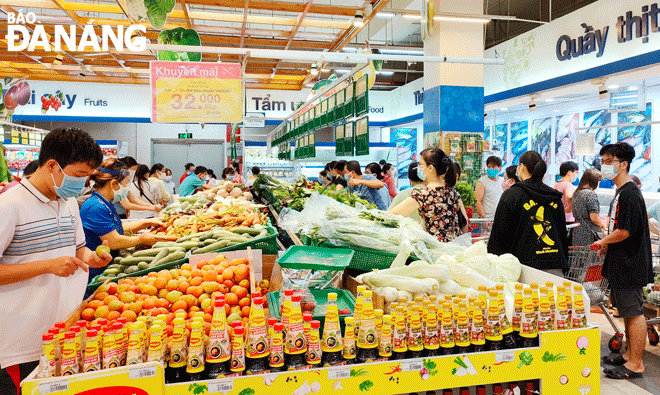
left=379, top=48, right=424, bottom=55
left=377, top=12, right=396, bottom=18
left=402, top=14, right=422, bottom=20
left=434, top=16, right=490, bottom=23
left=376, top=71, right=394, bottom=75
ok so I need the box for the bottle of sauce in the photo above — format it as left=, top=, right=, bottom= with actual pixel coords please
left=267, top=317, right=278, bottom=348
left=424, top=301, right=439, bottom=357
left=281, top=289, right=294, bottom=335
left=76, top=320, right=88, bottom=350
left=572, top=285, right=586, bottom=329
left=374, top=309, right=384, bottom=335
left=485, top=291, right=503, bottom=351
left=555, top=286, right=569, bottom=330
left=60, top=331, right=78, bottom=376
left=321, top=292, right=343, bottom=367
left=520, top=288, right=539, bottom=348
left=126, top=323, right=142, bottom=365
left=284, top=294, right=307, bottom=370
left=477, top=286, right=488, bottom=318
left=48, top=327, right=62, bottom=375
left=82, top=329, right=101, bottom=373
left=166, top=318, right=187, bottom=383
left=470, top=308, right=486, bottom=353
left=187, top=321, right=206, bottom=381
left=357, top=290, right=379, bottom=363
left=101, top=324, right=116, bottom=370
left=306, top=320, right=322, bottom=367
left=545, top=282, right=557, bottom=326
left=563, top=281, right=573, bottom=327
left=342, top=317, right=357, bottom=364
left=117, top=317, right=129, bottom=366
left=539, top=292, right=553, bottom=332
left=439, top=302, right=455, bottom=355
left=454, top=302, right=471, bottom=354
left=206, top=298, right=231, bottom=379
left=530, top=283, right=540, bottom=314
left=70, top=326, right=83, bottom=372
left=245, top=296, right=269, bottom=375
left=37, top=333, right=57, bottom=378
left=269, top=323, right=285, bottom=372
left=512, top=284, right=524, bottom=345
left=147, top=324, right=164, bottom=365
left=230, top=326, right=246, bottom=375
left=302, top=311, right=313, bottom=345
left=378, top=315, right=393, bottom=360
left=391, top=305, right=408, bottom=360
left=354, top=285, right=366, bottom=338
left=495, top=285, right=516, bottom=350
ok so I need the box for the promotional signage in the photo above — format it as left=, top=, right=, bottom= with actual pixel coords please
left=150, top=61, right=242, bottom=123
left=484, top=0, right=660, bottom=100
left=243, top=112, right=265, bottom=128
left=178, top=133, right=193, bottom=139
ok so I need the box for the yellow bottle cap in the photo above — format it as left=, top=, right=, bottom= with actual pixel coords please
left=328, top=293, right=337, bottom=301
left=382, top=315, right=392, bottom=323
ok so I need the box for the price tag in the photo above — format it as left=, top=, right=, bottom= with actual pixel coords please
left=129, top=365, right=157, bottom=379
left=208, top=379, right=234, bottom=394
left=327, top=366, right=351, bottom=380
left=496, top=350, right=515, bottom=363
left=38, top=379, right=68, bottom=394
left=402, top=359, right=423, bottom=372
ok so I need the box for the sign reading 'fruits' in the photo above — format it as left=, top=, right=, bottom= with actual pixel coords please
left=150, top=61, right=242, bottom=123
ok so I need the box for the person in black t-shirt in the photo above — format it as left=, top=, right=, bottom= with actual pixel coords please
left=330, top=160, right=348, bottom=190
left=595, top=143, right=654, bottom=380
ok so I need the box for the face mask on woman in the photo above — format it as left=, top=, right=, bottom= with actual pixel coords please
left=158, top=172, right=166, bottom=180
left=112, top=183, right=130, bottom=203
left=417, top=166, right=426, bottom=181
left=163, top=175, right=172, bottom=182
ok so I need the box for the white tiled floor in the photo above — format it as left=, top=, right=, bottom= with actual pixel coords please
left=591, top=310, right=660, bottom=395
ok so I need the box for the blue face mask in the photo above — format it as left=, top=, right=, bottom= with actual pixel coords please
left=51, top=163, right=87, bottom=199
left=487, top=168, right=499, bottom=179
left=112, top=184, right=130, bottom=203
left=417, top=166, right=426, bottom=181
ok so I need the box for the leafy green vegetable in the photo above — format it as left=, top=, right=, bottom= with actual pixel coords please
left=157, top=27, right=202, bottom=62
left=125, top=0, right=147, bottom=21
left=542, top=351, right=567, bottom=362
left=518, top=351, right=534, bottom=368
left=423, top=359, right=438, bottom=376
left=359, top=380, right=374, bottom=391
left=351, top=368, right=368, bottom=377
left=188, top=383, right=207, bottom=394
left=238, top=389, right=255, bottom=395
left=144, top=0, right=174, bottom=30
left=455, top=182, right=476, bottom=208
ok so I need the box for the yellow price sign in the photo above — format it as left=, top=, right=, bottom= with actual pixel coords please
left=150, top=61, right=242, bottom=123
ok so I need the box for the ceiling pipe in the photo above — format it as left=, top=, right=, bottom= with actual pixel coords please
left=145, top=43, right=504, bottom=65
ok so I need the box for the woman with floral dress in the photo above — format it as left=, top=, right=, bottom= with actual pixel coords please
left=389, top=147, right=468, bottom=241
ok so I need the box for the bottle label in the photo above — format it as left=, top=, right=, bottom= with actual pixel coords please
left=379, top=326, right=392, bottom=357
left=169, top=330, right=187, bottom=369
left=408, top=326, right=423, bottom=351
left=392, top=321, right=407, bottom=353
left=455, top=321, right=470, bottom=347
left=321, top=319, right=342, bottom=353
left=538, top=311, right=552, bottom=332
left=148, top=333, right=163, bottom=363
left=207, top=329, right=231, bottom=363
left=306, top=332, right=321, bottom=364
left=246, top=314, right=269, bottom=359
left=484, top=313, right=502, bottom=339
left=269, top=335, right=284, bottom=368
left=60, top=343, right=78, bottom=375
left=521, top=311, right=538, bottom=338
left=285, top=323, right=307, bottom=355
left=572, top=308, right=586, bottom=329
left=126, top=337, right=142, bottom=366
left=230, top=339, right=245, bottom=372
left=439, top=324, right=454, bottom=347
left=499, top=310, right=512, bottom=333
left=512, top=304, right=523, bottom=331
left=187, top=332, right=205, bottom=374
left=471, top=321, right=485, bottom=345
left=343, top=336, right=356, bottom=358
left=357, top=318, right=378, bottom=349
left=38, top=341, right=57, bottom=378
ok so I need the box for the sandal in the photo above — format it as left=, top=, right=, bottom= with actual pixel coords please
left=604, top=365, right=643, bottom=379
left=602, top=354, right=627, bottom=366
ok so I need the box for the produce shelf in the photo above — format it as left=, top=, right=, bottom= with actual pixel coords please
left=162, top=326, right=600, bottom=395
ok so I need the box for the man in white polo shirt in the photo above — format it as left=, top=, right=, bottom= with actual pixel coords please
left=0, top=128, right=111, bottom=394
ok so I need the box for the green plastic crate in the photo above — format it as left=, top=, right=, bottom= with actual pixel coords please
left=301, top=235, right=405, bottom=271
left=277, top=245, right=353, bottom=270
left=266, top=288, right=355, bottom=333
left=86, top=252, right=189, bottom=291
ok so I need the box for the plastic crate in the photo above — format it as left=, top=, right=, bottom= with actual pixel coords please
left=267, top=288, right=355, bottom=333
left=277, top=245, right=353, bottom=271
left=192, top=226, right=279, bottom=256
left=300, top=235, right=400, bottom=271
left=86, top=253, right=189, bottom=291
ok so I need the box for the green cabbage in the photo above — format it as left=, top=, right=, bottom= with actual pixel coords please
left=157, top=28, right=202, bottom=62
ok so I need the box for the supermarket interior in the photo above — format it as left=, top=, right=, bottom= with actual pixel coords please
left=2, top=0, right=660, bottom=394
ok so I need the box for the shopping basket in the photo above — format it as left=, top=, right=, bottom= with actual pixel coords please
left=565, top=245, right=625, bottom=352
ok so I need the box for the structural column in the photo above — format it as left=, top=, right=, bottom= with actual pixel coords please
left=423, top=0, right=485, bottom=148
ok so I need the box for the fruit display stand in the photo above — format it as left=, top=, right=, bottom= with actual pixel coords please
left=162, top=327, right=599, bottom=395
left=21, top=362, right=165, bottom=395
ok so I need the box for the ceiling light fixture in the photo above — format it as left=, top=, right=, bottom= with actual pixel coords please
left=310, top=64, right=318, bottom=76
left=500, top=107, right=508, bottom=111
left=354, top=10, right=364, bottom=27
left=321, top=68, right=331, bottom=72
left=628, top=85, right=638, bottom=91
left=377, top=71, right=394, bottom=75
left=545, top=98, right=554, bottom=102
left=433, top=16, right=490, bottom=23
left=402, top=14, right=422, bottom=20
left=607, top=84, right=619, bottom=90
left=377, top=12, right=396, bottom=18
left=335, top=69, right=351, bottom=73
left=379, top=48, right=424, bottom=55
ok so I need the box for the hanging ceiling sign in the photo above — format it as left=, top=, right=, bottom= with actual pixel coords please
left=150, top=61, right=242, bottom=123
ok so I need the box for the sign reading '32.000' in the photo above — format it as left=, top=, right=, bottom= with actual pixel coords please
left=150, top=61, right=242, bottom=123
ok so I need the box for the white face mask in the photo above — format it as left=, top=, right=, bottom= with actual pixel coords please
left=158, top=172, right=166, bottom=180
left=128, top=169, right=136, bottom=181
left=112, top=183, right=130, bottom=203
left=601, top=164, right=620, bottom=180
left=163, top=175, right=172, bottom=182
left=204, top=175, right=210, bottom=181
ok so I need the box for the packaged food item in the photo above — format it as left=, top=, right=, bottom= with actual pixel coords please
left=37, top=333, right=57, bottom=378
left=82, top=329, right=101, bottom=373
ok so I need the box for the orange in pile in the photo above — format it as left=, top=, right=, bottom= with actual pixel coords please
left=79, top=255, right=267, bottom=337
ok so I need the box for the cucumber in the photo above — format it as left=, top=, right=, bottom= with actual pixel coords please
left=104, top=268, right=120, bottom=275
left=203, top=239, right=216, bottom=246
left=153, top=242, right=178, bottom=248
left=125, top=265, right=140, bottom=274
left=112, top=257, right=123, bottom=265
left=120, top=256, right=155, bottom=265
left=137, top=262, right=150, bottom=270
left=221, top=235, right=251, bottom=243
left=255, top=229, right=268, bottom=238
left=191, top=239, right=232, bottom=254
left=199, top=232, right=216, bottom=241
left=232, top=226, right=263, bottom=236
left=212, top=230, right=235, bottom=238
left=133, top=247, right=170, bottom=257
left=149, top=248, right=170, bottom=267
left=176, top=231, right=210, bottom=243
left=176, top=241, right=201, bottom=250
left=155, top=251, right=186, bottom=265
